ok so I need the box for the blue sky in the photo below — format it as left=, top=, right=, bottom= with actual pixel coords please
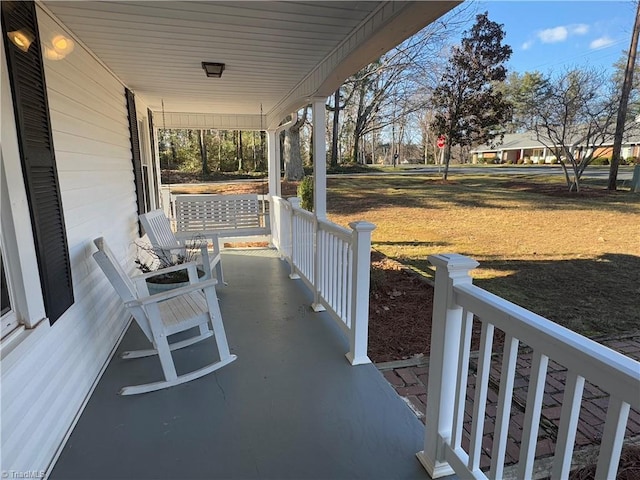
left=473, top=1, right=637, bottom=75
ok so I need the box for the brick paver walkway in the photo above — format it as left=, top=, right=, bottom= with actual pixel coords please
left=380, top=334, right=640, bottom=472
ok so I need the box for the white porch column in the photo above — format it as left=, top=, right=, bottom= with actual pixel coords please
left=266, top=129, right=280, bottom=197
left=417, top=254, right=479, bottom=478
left=311, top=97, right=327, bottom=219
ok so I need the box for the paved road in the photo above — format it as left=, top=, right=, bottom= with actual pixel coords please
left=390, top=164, right=634, bottom=181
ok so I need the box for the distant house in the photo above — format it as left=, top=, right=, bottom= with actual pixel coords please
left=471, top=133, right=555, bottom=164
left=470, top=128, right=640, bottom=164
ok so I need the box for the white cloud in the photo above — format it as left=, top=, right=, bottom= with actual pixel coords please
left=571, top=24, right=589, bottom=35
left=537, top=23, right=590, bottom=44
left=522, top=40, right=534, bottom=50
left=538, top=26, right=568, bottom=43
left=590, top=36, right=615, bottom=49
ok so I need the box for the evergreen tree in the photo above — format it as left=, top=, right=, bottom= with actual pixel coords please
left=499, top=71, right=546, bottom=133
left=431, top=12, right=512, bottom=179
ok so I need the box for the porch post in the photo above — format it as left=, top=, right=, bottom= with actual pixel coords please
left=417, top=254, right=479, bottom=478
left=346, top=221, right=376, bottom=365
left=311, top=97, right=327, bottom=219
left=266, top=129, right=280, bottom=197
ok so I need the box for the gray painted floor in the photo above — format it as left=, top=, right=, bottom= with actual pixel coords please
left=51, top=249, right=436, bottom=480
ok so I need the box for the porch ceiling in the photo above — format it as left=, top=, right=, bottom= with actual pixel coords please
left=40, top=1, right=459, bottom=128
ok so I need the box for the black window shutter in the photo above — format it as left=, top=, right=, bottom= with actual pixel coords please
left=125, top=88, right=146, bottom=233
left=147, top=108, right=160, bottom=207
left=1, top=0, right=74, bottom=324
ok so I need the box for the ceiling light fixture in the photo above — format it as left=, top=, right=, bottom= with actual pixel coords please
left=201, top=62, right=225, bottom=78
left=51, top=34, right=74, bottom=55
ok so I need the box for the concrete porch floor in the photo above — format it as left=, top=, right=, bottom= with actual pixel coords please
left=50, top=249, right=436, bottom=480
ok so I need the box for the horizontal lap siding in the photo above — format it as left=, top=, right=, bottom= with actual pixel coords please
left=1, top=6, right=142, bottom=474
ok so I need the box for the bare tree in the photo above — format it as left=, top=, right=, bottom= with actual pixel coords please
left=335, top=3, right=475, bottom=165
left=525, top=68, right=618, bottom=192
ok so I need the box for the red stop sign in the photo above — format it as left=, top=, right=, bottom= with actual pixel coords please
left=437, top=136, right=446, bottom=149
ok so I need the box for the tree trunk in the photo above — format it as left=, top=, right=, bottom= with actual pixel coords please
left=352, top=83, right=367, bottom=164
left=608, top=2, right=640, bottom=190
left=199, top=130, right=210, bottom=176
left=330, top=89, right=340, bottom=168
left=217, top=131, right=222, bottom=170
left=170, top=140, right=177, bottom=167
left=238, top=130, right=243, bottom=171
left=284, top=109, right=307, bottom=181
left=442, top=144, right=452, bottom=180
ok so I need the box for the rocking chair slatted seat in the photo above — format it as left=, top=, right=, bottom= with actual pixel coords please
left=139, top=209, right=225, bottom=285
left=92, top=237, right=236, bottom=395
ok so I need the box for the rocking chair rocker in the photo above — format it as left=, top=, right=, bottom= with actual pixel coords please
left=92, top=237, right=236, bottom=395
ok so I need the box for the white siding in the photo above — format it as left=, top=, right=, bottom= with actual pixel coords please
left=1, top=6, right=145, bottom=474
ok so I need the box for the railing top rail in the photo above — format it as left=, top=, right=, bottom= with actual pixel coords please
left=291, top=205, right=315, bottom=221
left=454, top=283, right=640, bottom=408
left=317, top=218, right=352, bottom=240
left=174, top=193, right=261, bottom=200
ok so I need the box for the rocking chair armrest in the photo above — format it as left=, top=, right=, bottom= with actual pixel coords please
left=126, top=278, right=220, bottom=307
left=135, top=261, right=200, bottom=280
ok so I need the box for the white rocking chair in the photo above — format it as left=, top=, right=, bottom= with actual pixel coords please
left=92, top=237, right=236, bottom=395
left=139, top=209, right=225, bottom=285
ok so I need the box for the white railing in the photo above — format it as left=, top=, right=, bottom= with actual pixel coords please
left=271, top=196, right=375, bottom=365
left=418, top=254, right=640, bottom=480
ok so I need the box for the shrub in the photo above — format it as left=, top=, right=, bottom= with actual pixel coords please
left=298, top=175, right=314, bottom=211
left=591, top=157, right=610, bottom=166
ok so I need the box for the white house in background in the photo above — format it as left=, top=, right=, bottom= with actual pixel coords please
left=0, top=0, right=460, bottom=475
left=471, top=130, right=640, bottom=165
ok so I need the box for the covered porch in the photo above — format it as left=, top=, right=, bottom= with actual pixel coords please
left=3, top=1, right=639, bottom=479
left=1, top=1, right=460, bottom=476
left=50, top=248, right=431, bottom=479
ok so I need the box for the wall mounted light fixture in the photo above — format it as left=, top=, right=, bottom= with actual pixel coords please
left=7, top=30, right=34, bottom=52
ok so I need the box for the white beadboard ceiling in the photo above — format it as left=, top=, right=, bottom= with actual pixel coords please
left=41, top=1, right=458, bottom=127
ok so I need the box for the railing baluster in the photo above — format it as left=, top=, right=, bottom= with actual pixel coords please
left=452, top=309, right=474, bottom=449
left=468, top=320, right=494, bottom=472
left=489, top=334, right=519, bottom=480
left=551, top=371, right=585, bottom=480
left=346, top=247, right=352, bottom=328
left=329, top=236, right=335, bottom=311
left=336, top=241, right=344, bottom=318
left=595, top=396, right=630, bottom=479
left=517, top=350, right=549, bottom=479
